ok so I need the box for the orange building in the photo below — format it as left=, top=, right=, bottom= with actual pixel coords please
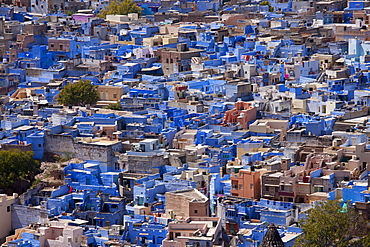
left=230, top=169, right=261, bottom=200
left=223, top=101, right=257, bottom=129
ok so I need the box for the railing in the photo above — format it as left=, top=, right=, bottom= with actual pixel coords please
left=279, top=191, right=294, bottom=197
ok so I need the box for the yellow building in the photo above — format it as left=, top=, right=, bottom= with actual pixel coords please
left=0, top=194, right=17, bottom=243
left=97, top=86, right=124, bottom=102
left=142, top=35, right=178, bottom=47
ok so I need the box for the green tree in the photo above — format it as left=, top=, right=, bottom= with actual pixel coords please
left=260, top=1, right=270, bottom=5
left=0, top=149, right=40, bottom=194
left=97, top=0, right=143, bottom=19
left=57, top=79, right=99, bottom=106
left=65, top=10, right=75, bottom=16
left=260, top=1, right=274, bottom=11
left=295, top=199, right=369, bottom=247
left=105, top=101, right=122, bottom=110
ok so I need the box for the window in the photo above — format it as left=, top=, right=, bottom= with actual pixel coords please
left=7, top=206, right=10, bottom=212
left=114, top=163, right=120, bottom=170
left=194, top=210, right=198, bottom=213
left=250, top=184, right=254, bottom=189
left=314, top=186, right=324, bottom=192
left=38, top=144, right=42, bottom=147
left=239, top=184, right=243, bottom=190
left=113, top=94, right=117, bottom=99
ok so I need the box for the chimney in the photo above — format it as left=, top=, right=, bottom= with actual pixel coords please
left=33, top=104, right=38, bottom=116
left=281, top=158, right=291, bottom=171
left=177, top=43, right=188, bottom=52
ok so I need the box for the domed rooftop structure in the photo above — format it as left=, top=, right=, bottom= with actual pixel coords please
left=260, top=223, right=285, bottom=247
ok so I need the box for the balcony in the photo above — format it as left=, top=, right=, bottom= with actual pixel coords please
left=279, top=191, right=294, bottom=197
left=262, top=194, right=275, bottom=198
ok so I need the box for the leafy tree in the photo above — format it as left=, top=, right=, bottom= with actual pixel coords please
left=260, top=1, right=270, bottom=5
left=97, top=0, right=143, bottom=19
left=57, top=79, right=99, bottom=106
left=295, top=199, right=369, bottom=247
left=260, top=1, right=274, bottom=11
left=65, top=10, right=75, bottom=16
left=105, top=101, right=122, bottom=110
left=0, top=149, right=40, bottom=194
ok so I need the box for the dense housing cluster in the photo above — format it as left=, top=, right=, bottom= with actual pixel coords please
left=0, top=0, right=370, bottom=246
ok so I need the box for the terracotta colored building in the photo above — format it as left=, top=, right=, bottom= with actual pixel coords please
left=223, top=101, right=257, bottom=129
left=230, top=169, right=261, bottom=200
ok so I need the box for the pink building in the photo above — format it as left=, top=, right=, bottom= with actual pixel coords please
left=72, top=14, right=95, bottom=23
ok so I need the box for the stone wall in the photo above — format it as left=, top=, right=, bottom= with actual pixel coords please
left=340, top=106, right=369, bottom=120
left=165, top=193, right=190, bottom=218
left=0, top=143, right=32, bottom=153
left=123, top=153, right=168, bottom=173
left=44, top=133, right=120, bottom=169
left=17, top=183, right=44, bottom=206
left=44, top=134, right=75, bottom=155
left=74, top=143, right=111, bottom=165
left=12, top=205, right=47, bottom=229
